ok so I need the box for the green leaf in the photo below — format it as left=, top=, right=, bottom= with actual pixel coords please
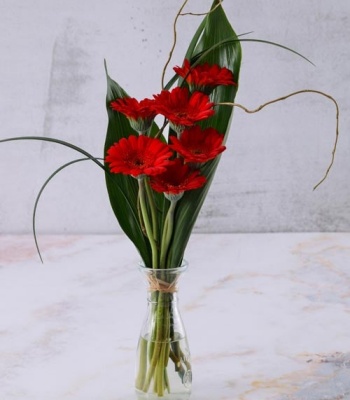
left=104, top=72, right=148, bottom=265
left=166, top=0, right=242, bottom=267
left=0, top=136, right=105, bottom=170
left=32, top=157, right=102, bottom=263
left=0, top=136, right=108, bottom=261
left=196, top=37, right=314, bottom=66
left=104, top=63, right=169, bottom=267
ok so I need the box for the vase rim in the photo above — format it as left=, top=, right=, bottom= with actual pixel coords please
left=138, top=259, right=188, bottom=273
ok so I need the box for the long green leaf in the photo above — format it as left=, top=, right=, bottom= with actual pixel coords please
left=0, top=136, right=107, bottom=260
left=104, top=63, right=171, bottom=266
left=167, top=0, right=242, bottom=267
left=193, top=37, right=314, bottom=66
left=0, top=136, right=105, bottom=170
left=32, top=157, right=102, bottom=263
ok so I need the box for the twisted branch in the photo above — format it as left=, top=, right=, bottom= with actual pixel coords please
left=161, top=0, right=223, bottom=89
left=180, top=0, right=223, bottom=16
left=217, top=89, right=340, bottom=190
left=161, top=0, right=190, bottom=89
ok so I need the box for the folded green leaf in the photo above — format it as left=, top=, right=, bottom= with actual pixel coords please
left=167, top=0, right=242, bottom=267
left=104, top=71, right=154, bottom=266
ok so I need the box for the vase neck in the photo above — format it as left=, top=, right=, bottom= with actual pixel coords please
left=147, top=290, right=179, bottom=304
left=138, top=264, right=188, bottom=299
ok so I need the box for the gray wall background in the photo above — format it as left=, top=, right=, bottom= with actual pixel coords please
left=0, top=0, right=349, bottom=234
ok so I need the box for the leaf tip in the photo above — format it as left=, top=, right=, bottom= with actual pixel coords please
left=104, top=59, right=109, bottom=77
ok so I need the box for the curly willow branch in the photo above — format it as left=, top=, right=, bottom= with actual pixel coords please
left=180, top=0, right=223, bottom=16
left=217, top=89, right=340, bottom=191
left=161, top=0, right=190, bottom=89
left=161, top=0, right=223, bottom=89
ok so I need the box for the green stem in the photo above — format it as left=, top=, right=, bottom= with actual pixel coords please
left=142, top=293, right=170, bottom=394
left=163, top=304, right=171, bottom=394
left=157, top=343, right=166, bottom=396
left=145, top=178, right=159, bottom=245
left=160, top=199, right=178, bottom=268
left=142, top=342, right=161, bottom=393
left=135, top=337, right=148, bottom=390
left=158, top=297, right=171, bottom=396
left=148, top=296, right=157, bottom=362
left=138, top=177, right=158, bottom=268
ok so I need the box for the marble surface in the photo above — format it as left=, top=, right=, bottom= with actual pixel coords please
left=0, top=233, right=350, bottom=400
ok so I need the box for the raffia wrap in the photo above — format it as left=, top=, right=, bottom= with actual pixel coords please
left=147, top=275, right=178, bottom=293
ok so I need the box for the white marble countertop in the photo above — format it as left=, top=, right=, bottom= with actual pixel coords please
left=0, top=233, right=350, bottom=400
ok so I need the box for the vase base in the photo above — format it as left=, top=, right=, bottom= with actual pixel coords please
left=135, top=389, right=191, bottom=400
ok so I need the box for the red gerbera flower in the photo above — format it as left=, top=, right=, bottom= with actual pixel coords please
left=152, top=87, right=215, bottom=133
left=110, top=97, right=156, bottom=133
left=173, top=59, right=236, bottom=94
left=169, top=126, right=226, bottom=163
left=150, top=158, right=206, bottom=196
left=105, top=135, right=173, bottom=177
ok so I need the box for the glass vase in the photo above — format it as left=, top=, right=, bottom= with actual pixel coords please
left=135, top=262, right=192, bottom=399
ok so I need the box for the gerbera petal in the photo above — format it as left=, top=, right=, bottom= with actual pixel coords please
left=153, top=87, right=214, bottom=128
left=173, top=59, right=236, bottom=94
left=169, top=126, right=226, bottom=163
left=105, top=135, right=173, bottom=177
left=110, top=97, right=156, bottom=132
left=150, top=158, right=206, bottom=195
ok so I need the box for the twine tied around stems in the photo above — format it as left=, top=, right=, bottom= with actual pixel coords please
left=147, top=275, right=178, bottom=293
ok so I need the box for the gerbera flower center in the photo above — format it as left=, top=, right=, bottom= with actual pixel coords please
left=133, top=158, right=145, bottom=167
left=192, top=148, right=203, bottom=155
left=175, top=111, right=188, bottom=118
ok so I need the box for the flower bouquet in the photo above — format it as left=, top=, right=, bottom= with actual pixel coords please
left=0, top=0, right=339, bottom=398
left=103, top=2, right=242, bottom=396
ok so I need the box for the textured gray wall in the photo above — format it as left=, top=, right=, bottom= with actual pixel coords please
left=0, top=0, right=349, bottom=234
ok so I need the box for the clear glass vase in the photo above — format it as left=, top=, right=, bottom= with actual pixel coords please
left=135, top=262, right=192, bottom=399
